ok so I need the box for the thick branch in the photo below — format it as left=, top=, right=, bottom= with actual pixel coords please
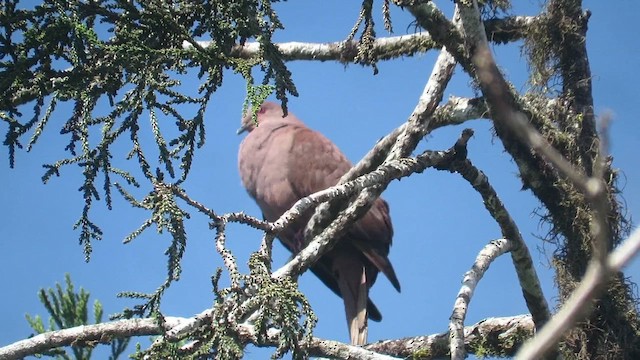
left=366, top=314, right=534, bottom=359
left=546, top=2, right=597, bottom=175
left=228, top=34, right=438, bottom=62
left=453, top=1, right=637, bottom=358
left=0, top=312, right=539, bottom=360
left=484, top=15, right=539, bottom=44
left=0, top=318, right=184, bottom=360
left=517, top=226, right=640, bottom=359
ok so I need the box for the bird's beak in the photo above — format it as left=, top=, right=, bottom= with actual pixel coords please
left=236, top=126, right=247, bottom=135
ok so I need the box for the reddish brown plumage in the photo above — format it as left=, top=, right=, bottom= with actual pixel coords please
left=237, top=102, right=400, bottom=345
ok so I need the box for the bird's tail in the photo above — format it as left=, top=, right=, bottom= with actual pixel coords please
left=338, top=264, right=369, bottom=345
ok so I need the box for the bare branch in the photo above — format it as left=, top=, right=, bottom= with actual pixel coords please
left=450, top=238, right=514, bottom=360
left=386, top=4, right=464, bottom=163
left=298, top=41, right=459, bottom=289
left=272, top=134, right=470, bottom=280
left=0, top=311, right=541, bottom=360
left=228, top=35, right=437, bottom=62
left=306, top=338, right=401, bottom=360
left=388, top=48, right=457, bottom=160
left=184, top=15, right=537, bottom=63
left=0, top=318, right=185, bottom=360
left=429, top=96, right=489, bottom=130
left=453, top=2, right=629, bottom=358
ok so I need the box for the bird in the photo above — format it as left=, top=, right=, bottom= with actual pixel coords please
left=237, top=101, right=400, bottom=345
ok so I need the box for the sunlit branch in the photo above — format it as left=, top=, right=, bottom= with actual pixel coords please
left=441, top=158, right=551, bottom=332
left=0, top=310, right=543, bottom=359
left=272, top=130, right=472, bottom=281
left=185, top=15, right=537, bottom=63
left=449, top=239, right=513, bottom=360
left=367, top=315, right=535, bottom=359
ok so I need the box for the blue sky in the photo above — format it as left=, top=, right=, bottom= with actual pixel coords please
left=1, top=1, right=638, bottom=359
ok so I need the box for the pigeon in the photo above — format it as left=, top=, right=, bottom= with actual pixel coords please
left=238, top=101, right=400, bottom=345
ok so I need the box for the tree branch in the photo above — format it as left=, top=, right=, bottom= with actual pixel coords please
left=273, top=131, right=472, bottom=280
left=333, top=95, right=488, bottom=191
left=299, top=35, right=459, bottom=286
left=366, top=314, right=534, bottom=359
left=184, top=16, right=538, bottom=64
left=517, top=225, right=640, bottom=359
left=0, top=312, right=541, bottom=360
left=449, top=238, right=514, bottom=360
left=0, top=318, right=184, bottom=360
left=451, top=1, right=631, bottom=358
left=387, top=48, right=457, bottom=160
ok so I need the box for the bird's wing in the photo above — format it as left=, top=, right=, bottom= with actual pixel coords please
left=278, top=237, right=384, bottom=322
left=285, top=126, right=352, bottom=199
left=287, top=126, right=400, bottom=292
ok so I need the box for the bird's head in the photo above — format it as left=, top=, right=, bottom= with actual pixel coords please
left=237, top=101, right=289, bottom=135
